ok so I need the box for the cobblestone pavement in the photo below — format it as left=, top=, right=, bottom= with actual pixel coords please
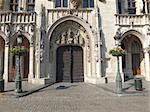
left=0, top=82, right=150, bottom=112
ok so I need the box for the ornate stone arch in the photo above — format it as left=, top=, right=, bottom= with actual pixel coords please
left=120, top=30, right=145, bottom=48
left=9, top=30, right=33, bottom=46
left=47, top=15, right=94, bottom=42
left=47, top=15, right=94, bottom=61
left=47, top=16, right=94, bottom=82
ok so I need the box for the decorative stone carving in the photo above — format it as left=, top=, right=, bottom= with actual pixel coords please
left=70, top=0, right=81, bottom=9
left=55, top=29, right=84, bottom=46
left=20, top=25, right=25, bottom=31
left=114, top=27, right=122, bottom=40
left=30, top=24, right=34, bottom=33
left=147, top=26, right=150, bottom=36
left=35, top=44, right=41, bottom=62
left=50, top=21, right=91, bottom=62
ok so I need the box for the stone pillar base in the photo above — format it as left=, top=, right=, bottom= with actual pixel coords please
left=84, top=77, right=106, bottom=84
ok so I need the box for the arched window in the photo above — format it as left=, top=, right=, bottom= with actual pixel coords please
left=55, top=0, right=68, bottom=8
left=83, top=0, right=94, bottom=8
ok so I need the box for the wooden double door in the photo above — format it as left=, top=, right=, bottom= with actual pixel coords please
left=56, top=46, right=84, bottom=82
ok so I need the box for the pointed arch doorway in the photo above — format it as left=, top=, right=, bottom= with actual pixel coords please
left=56, top=45, right=84, bottom=82
left=121, top=34, right=143, bottom=81
left=9, top=36, right=29, bottom=81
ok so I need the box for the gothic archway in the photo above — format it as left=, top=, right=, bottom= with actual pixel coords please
left=121, top=34, right=143, bottom=81
left=49, top=20, right=92, bottom=82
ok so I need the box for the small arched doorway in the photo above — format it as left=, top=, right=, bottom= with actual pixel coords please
left=10, top=36, right=29, bottom=81
left=56, top=45, right=84, bottom=82
left=121, top=34, right=143, bottom=81
left=0, top=36, right=4, bottom=77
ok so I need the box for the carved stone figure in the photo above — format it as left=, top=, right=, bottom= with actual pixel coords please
left=61, top=31, right=67, bottom=44
left=67, top=29, right=74, bottom=44
left=55, top=28, right=85, bottom=46
left=74, top=31, right=80, bottom=44
left=70, top=0, right=80, bottom=9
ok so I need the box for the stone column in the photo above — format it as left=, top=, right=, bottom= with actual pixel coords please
left=95, top=44, right=101, bottom=78
left=0, top=50, right=3, bottom=75
left=9, top=53, right=13, bottom=81
left=145, top=1, right=148, bottom=14
left=144, top=49, right=150, bottom=81
left=20, top=55, right=24, bottom=79
left=94, top=0, right=102, bottom=79
left=3, top=44, right=9, bottom=82
left=28, top=44, right=34, bottom=83
left=119, top=56, right=124, bottom=82
left=19, top=0, right=27, bottom=11
left=136, top=0, right=143, bottom=14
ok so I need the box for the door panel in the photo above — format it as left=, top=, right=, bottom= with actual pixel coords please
left=72, top=46, right=84, bottom=82
left=63, top=47, right=71, bottom=82
left=56, top=46, right=84, bottom=82
left=56, top=46, right=71, bottom=82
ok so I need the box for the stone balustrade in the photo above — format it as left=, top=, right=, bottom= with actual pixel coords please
left=115, top=14, right=150, bottom=26
left=47, top=9, right=93, bottom=26
left=0, top=11, right=36, bottom=24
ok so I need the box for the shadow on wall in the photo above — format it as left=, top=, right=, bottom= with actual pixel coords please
left=97, top=7, right=108, bottom=77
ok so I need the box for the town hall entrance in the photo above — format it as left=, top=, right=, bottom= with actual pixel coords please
left=56, top=46, right=84, bottom=82
left=121, top=33, right=144, bottom=81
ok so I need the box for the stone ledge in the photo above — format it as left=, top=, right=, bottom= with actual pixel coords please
left=31, top=78, right=54, bottom=85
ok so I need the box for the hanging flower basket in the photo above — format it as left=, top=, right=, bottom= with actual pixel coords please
left=10, top=47, right=29, bottom=56
left=109, top=47, right=126, bottom=57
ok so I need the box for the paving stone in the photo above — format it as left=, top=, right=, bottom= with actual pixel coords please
left=0, top=81, right=149, bottom=112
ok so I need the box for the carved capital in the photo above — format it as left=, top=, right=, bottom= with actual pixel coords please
left=143, top=47, right=150, bottom=53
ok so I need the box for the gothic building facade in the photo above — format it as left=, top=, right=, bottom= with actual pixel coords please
left=0, top=0, right=150, bottom=84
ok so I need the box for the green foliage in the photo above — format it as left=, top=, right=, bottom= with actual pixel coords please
left=109, top=47, right=126, bottom=56
left=10, top=47, right=29, bottom=56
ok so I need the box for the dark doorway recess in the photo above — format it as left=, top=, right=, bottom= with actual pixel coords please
left=56, top=46, right=84, bottom=83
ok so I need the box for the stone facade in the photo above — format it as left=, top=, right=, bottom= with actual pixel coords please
left=0, top=0, right=150, bottom=84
